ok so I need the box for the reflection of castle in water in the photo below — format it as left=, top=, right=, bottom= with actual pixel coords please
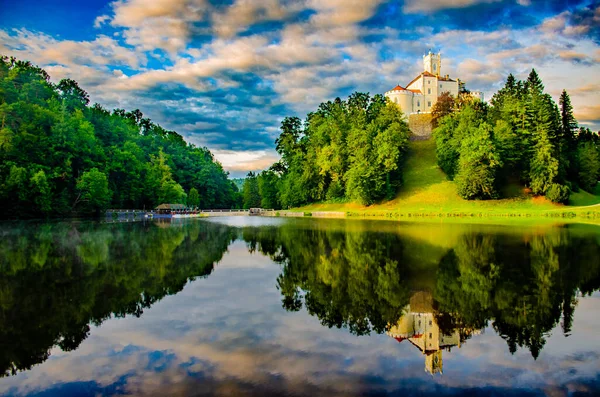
left=387, top=292, right=481, bottom=375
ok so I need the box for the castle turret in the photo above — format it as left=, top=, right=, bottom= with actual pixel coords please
left=425, top=351, right=443, bottom=375
left=423, top=51, right=441, bottom=76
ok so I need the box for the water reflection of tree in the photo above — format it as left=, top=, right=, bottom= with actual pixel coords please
left=0, top=220, right=235, bottom=377
left=245, top=223, right=600, bottom=359
left=428, top=228, right=600, bottom=359
left=243, top=225, right=413, bottom=335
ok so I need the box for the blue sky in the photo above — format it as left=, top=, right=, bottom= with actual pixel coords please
left=1, top=0, right=599, bottom=177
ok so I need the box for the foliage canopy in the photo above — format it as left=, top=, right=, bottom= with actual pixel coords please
left=0, top=56, right=240, bottom=218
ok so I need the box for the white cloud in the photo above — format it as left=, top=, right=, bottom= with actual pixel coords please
left=211, top=0, right=303, bottom=38
left=105, top=0, right=208, bottom=54
left=212, top=149, right=280, bottom=173
left=110, top=0, right=200, bottom=27
left=575, top=105, right=600, bottom=123
left=0, top=29, right=144, bottom=70
left=94, top=15, right=110, bottom=28
left=307, top=0, right=385, bottom=28
left=403, top=0, right=500, bottom=14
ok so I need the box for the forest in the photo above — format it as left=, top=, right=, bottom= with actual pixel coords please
left=4, top=55, right=598, bottom=216
left=245, top=70, right=598, bottom=210
left=0, top=57, right=240, bottom=219
left=243, top=92, right=411, bottom=209
left=433, top=69, right=599, bottom=202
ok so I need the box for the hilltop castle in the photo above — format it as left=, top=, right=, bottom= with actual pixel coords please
left=387, top=291, right=481, bottom=375
left=384, top=51, right=484, bottom=116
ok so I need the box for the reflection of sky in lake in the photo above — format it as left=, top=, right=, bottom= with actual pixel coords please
left=2, top=230, right=600, bottom=396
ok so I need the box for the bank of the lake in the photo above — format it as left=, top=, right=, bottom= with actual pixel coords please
left=291, top=139, right=600, bottom=220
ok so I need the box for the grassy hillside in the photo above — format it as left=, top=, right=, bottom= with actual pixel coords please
left=569, top=184, right=600, bottom=206
left=295, top=139, right=600, bottom=217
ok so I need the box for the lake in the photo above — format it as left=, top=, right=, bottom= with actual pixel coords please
left=1, top=217, right=599, bottom=396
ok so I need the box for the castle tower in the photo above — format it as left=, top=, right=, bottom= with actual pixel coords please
left=425, top=350, right=443, bottom=375
left=423, top=51, right=441, bottom=76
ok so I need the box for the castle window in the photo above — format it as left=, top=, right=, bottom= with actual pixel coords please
left=428, top=80, right=430, bottom=84
left=417, top=100, right=420, bottom=107
left=429, top=320, right=432, bottom=326
left=429, top=333, right=432, bottom=338
left=428, top=101, right=432, bottom=107
left=428, top=88, right=431, bottom=94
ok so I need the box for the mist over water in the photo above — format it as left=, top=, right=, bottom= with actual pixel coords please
left=1, top=217, right=599, bottom=396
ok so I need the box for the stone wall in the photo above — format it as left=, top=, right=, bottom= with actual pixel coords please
left=408, top=113, right=433, bottom=139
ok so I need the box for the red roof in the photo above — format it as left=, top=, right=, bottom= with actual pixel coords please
left=409, top=89, right=422, bottom=94
left=394, top=337, right=406, bottom=343
left=390, top=85, right=407, bottom=91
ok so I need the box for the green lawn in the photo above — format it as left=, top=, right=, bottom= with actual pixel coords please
left=569, top=184, right=600, bottom=206
left=295, top=139, right=600, bottom=218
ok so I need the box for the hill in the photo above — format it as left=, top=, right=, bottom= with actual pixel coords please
left=0, top=57, right=239, bottom=219
left=294, top=139, right=600, bottom=217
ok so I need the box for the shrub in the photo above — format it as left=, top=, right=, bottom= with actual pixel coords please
left=545, top=183, right=570, bottom=203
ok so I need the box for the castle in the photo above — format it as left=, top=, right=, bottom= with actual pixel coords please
left=385, top=51, right=484, bottom=116
left=386, top=292, right=481, bottom=375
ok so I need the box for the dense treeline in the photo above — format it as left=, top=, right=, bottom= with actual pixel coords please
left=242, top=92, right=411, bottom=209
left=0, top=57, right=240, bottom=218
left=433, top=70, right=599, bottom=202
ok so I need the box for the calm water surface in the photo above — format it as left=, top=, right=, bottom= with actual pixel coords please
left=1, top=217, right=599, bottom=396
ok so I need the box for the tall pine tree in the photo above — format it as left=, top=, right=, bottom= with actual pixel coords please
left=559, top=90, right=579, bottom=182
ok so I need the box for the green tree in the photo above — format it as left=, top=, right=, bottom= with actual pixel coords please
left=431, top=92, right=456, bottom=128
left=257, top=171, right=279, bottom=209
left=559, top=90, right=577, bottom=146
left=57, top=78, right=90, bottom=111
left=243, top=171, right=261, bottom=209
left=4, top=165, right=28, bottom=202
left=433, top=106, right=481, bottom=180
left=187, top=187, right=200, bottom=208
left=159, top=180, right=186, bottom=204
left=30, top=170, right=52, bottom=215
left=455, top=123, right=503, bottom=199
left=74, top=168, right=111, bottom=213
left=146, top=150, right=186, bottom=205
left=530, top=127, right=559, bottom=196
left=577, top=141, right=600, bottom=192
